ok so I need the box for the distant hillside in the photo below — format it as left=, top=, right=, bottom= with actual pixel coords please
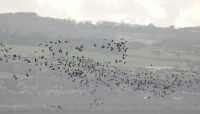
left=0, top=12, right=200, bottom=52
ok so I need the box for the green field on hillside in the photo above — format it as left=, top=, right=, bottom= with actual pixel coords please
left=1, top=44, right=200, bottom=70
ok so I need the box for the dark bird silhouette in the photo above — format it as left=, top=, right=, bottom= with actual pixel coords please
left=13, top=75, right=18, bottom=80
left=58, top=105, right=62, bottom=109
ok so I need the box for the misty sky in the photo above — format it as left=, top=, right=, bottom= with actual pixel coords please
left=0, top=0, right=200, bottom=27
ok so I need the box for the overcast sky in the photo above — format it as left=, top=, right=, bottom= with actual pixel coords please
left=0, top=0, right=200, bottom=27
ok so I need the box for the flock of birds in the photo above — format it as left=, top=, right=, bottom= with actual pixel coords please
left=1, top=39, right=200, bottom=107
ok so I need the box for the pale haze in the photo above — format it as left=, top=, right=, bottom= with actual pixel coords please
left=0, top=0, right=200, bottom=27
left=1, top=1, right=200, bottom=114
